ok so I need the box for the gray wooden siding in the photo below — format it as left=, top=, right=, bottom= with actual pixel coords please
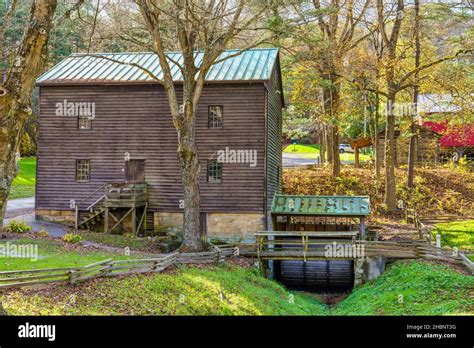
left=36, top=83, right=266, bottom=213
left=265, top=61, right=283, bottom=220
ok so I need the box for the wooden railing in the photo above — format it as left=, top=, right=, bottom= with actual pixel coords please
left=401, top=197, right=435, bottom=243
left=75, top=183, right=107, bottom=229
left=105, top=183, right=147, bottom=207
left=239, top=231, right=469, bottom=269
left=75, top=182, right=148, bottom=231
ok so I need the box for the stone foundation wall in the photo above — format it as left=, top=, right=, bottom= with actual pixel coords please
left=36, top=210, right=265, bottom=240
left=207, top=213, right=265, bottom=240
left=35, top=209, right=75, bottom=226
left=154, top=212, right=184, bottom=232
left=154, top=211, right=265, bottom=241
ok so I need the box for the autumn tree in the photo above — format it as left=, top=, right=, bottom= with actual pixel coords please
left=376, top=0, right=472, bottom=210
left=0, top=0, right=58, bottom=231
left=278, top=0, right=370, bottom=177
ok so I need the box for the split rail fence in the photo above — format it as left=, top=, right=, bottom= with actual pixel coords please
left=0, top=244, right=238, bottom=290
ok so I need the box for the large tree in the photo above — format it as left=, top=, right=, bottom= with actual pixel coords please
left=0, top=0, right=58, bottom=231
left=131, top=0, right=271, bottom=251
left=376, top=0, right=472, bottom=210
left=278, top=0, right=370, bottom=177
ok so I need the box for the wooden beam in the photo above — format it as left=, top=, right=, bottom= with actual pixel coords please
left=132, top=205, right=137, bottom=235
left=360, top=216, right=366, bottom=238
left=104, top=207, right=109, bottom=233
left=355, top=144, right=360, bottom=168
left=110, top=207, right=134, bottom=233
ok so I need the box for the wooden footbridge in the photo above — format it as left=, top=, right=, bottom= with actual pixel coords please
left=239, top=195, right=473, bottom=288
left=239, top=231, right=466, bottom=265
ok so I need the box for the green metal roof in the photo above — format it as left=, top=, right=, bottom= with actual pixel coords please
left=271, top=195, right=371, bottom=216
left=36, top=48, right=279, bottom=85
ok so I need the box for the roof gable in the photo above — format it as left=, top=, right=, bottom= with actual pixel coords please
left=37, top=48, right=280, bottom=85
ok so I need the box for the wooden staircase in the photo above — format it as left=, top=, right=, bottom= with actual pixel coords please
left=75, top=183, right=147, bottom=234
left=78, top=204, right=106, bottom=230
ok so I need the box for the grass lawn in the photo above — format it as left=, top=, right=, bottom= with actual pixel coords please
left=77, top=231, right=177, bottom=253
left=283, top=144, right=371, bottom=162
left=1, top=264, right=327, bottom=315
left=1, top=247, right=471, bottom=315
left=10, top=157, right=36, bottom=199
left=283, top=143, right=320, bottom=156
left=433, top=220, right=474, bottom=261
left=0, top=238, right=139, bottom=272
left=333, top=261, right=473, bottom=315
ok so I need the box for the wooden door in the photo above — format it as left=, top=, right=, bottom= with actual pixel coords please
left=125, top=159, right=146, bottom=183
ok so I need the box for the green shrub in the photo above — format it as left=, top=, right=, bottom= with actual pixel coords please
left=5, top=220, right=32, bottom=233
left=62, top=233, right=82, bottom=244
left=37, top=230, right=49, bottom=237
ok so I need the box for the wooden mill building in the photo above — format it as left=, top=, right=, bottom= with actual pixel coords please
left=34, top=48, right=284, bottom=240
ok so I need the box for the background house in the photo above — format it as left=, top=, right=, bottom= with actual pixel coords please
left=418, top=94, right=473, bottom=160
left=351, top=126, right=440, bottom=167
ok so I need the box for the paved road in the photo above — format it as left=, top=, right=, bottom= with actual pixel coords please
left=283, top=153, right=318, bottom=167
left=6, top=197, right=35, bottom=211
left=4, top=213, right=69, bottom=237
left=5, top=197, right=69, bottom=237
left=283, top=153, right=352, bottom=167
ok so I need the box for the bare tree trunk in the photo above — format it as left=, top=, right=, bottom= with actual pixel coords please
left=319, top=125, right=326, bottom=164
left=326, top=124, right=333, bottom=164
left=178, top=106, right=203, bottom=251
left=328, top=84, right=340, bottom=177
left=377, top=0, right=404, bottom=211
left=0, top=0, right=57, bottom=232
left=0, top=143, right=19, bottom=231
left=332, top=124, right=341, bottom=176
left=407, top=0, right=420, bottom=189
left=384, top=90, right=397, bottom=210
left=323, top=83, right=340, bottom=175
left=407, top=105, right=418, bottom=189
left=374, top=92, right=381, bottom=185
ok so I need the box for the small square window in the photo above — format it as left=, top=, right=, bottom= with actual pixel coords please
left=208, top=106, right=223, bottom=128
left=76, top=160, right=90, bottom=182
left=207, top=160, right=222, bottom=183
left=78, top=115, right=92, bottom=130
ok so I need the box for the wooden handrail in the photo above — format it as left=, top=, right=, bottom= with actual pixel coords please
left=75, top=184, right=107, bottom=230
left=77, top=183, right=108, bottom=207
left=253, top=230, right=358, bottom=236
left=86, top=194, right=106, bottom=212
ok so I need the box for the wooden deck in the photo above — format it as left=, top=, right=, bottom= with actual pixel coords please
left=75, top=182, right=148, bottom=234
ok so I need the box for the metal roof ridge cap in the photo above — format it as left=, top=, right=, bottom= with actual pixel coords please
left=69, top=47, right=278, bottom=57
left=274, top=194, right=370, bottom=198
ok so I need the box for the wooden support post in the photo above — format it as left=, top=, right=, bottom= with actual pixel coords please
left=355, top=144, right=360, bottom=168
left=104, top=207, right=109, bottom=233
left=285, top=214, right=291, bottom=231
left=132, top=205, right=137, bottom=235
left=360, top=216, right=366, bottom=239
left=75, top=205, right=79, bottom=231
left=436, top=233, right=441, bottom=256
left=110, top=207, right=134, bottom=233
left=271, top=215, right=277, bottom=230
left=302, top=235, right=308, bottom=262
left=143, top=206, right=147, bottom=233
